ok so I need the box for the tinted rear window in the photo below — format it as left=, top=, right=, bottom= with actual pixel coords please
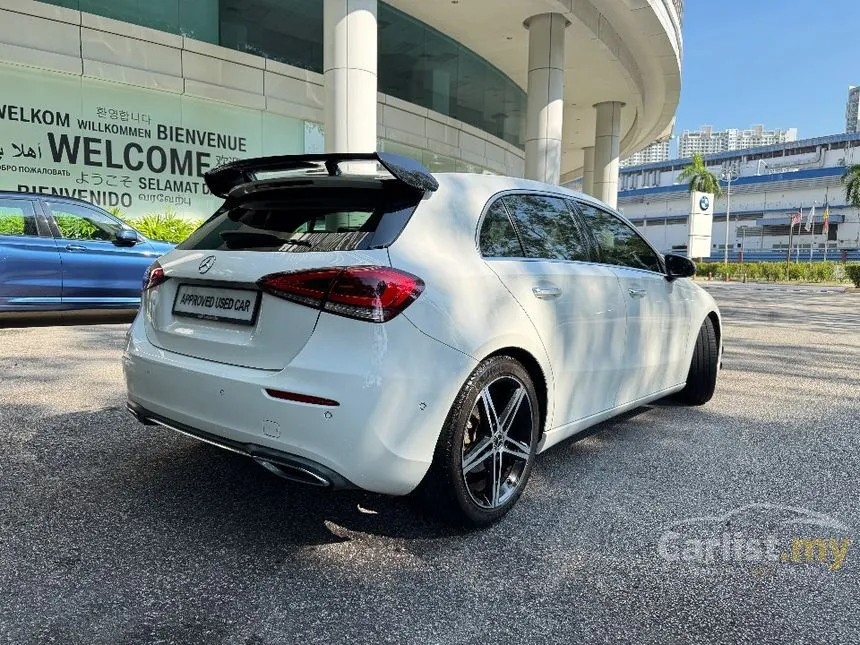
left=479, top=199, right=524, bottom=257
left=502, top=194, right=591, bottom=262
left=178, top=182, right=421, bottom=252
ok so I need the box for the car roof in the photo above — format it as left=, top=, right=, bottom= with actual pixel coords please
left=431, top=173, right=618, bottom=213
left=0, top=191, right=111, bottom=211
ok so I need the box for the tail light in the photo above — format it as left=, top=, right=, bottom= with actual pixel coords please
left=142, top=260, right=167, bottom=291
left=257, top=266, right=424, bottom=323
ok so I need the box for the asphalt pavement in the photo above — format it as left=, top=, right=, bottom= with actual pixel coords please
left=1, top=286, right=859, bottom=645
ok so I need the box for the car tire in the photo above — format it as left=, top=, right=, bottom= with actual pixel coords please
left=675, top=316, right=719, bottom=406
left=416, top=355, right=540, bottom=528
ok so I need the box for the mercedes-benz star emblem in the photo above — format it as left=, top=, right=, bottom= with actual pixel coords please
left=198, top=255, right=216, bottom=274
left=699, top=195, right=710, bottom=211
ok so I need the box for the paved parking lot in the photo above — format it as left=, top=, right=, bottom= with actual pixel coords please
left=1, top=285, right=859, bottom=645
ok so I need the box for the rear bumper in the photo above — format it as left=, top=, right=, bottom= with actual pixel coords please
left=126, top=400, right=355, bottom=489
left=123, top=310, right=477, bottom=496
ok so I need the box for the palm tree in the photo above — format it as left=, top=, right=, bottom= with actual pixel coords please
left=678, top=153, right=723, bottom=196
left=841, top=164, right=860, bottom=207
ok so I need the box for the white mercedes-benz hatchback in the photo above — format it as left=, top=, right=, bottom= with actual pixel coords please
left=124, top=153, right=721, bottom=527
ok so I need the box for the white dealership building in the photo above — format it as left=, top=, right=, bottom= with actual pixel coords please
left=0, top=0, right=683, bottom=218
left=613, top=133, right=860, bottom=260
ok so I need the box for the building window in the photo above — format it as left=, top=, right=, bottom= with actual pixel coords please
left=42, top=0, right=526, bottom=148
left=220, top=0, right=322, bottom=70
left=378, top=3, right=525, bottom=146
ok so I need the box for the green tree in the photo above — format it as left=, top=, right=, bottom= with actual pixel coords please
left=841, top=164, right=860, bottom=207
left=678, top=154, right=724, bottom=196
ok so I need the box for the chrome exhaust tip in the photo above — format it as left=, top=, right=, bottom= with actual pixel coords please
left=253, top=457, right=331, bottom=487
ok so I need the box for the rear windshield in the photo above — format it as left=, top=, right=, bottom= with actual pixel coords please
left=178, top=181, right=421, bottom=252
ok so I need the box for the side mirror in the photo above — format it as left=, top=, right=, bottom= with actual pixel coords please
left=664, top=254, right=696, bottom=280
left=114, top=229, right=139, bottom=247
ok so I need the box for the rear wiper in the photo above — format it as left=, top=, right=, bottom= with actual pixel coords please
left=220, top=231, right=312, bottom=248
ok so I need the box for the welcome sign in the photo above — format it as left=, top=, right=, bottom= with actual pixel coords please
left=0, top=63, right=307, bottom=219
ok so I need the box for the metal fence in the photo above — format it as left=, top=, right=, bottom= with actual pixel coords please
left=693, top=250, right=860, bottom=263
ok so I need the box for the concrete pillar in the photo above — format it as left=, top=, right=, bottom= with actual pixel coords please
left=592, top=101, right=624, bottom=208
left=323, top=0, right=377, bottom=153
left=582, top=146, right=595, bottom=196
left=523, top=13, right=567, bottom=185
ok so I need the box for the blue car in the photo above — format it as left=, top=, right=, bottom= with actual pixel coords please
left=0, top=192, right=174, bottom=312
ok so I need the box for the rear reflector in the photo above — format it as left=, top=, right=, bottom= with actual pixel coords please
left=142, top=261, right=167, bottom=291
left=257, top=265, right=424, bottom=323
left=265, top=388, right=340, bottom=407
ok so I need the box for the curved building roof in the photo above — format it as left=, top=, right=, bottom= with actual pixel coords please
left=20, top=0, right=682, bottom=182
left=385, top=0, right=683, bottom=180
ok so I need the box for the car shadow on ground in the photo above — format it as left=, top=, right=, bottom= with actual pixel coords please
left=7, top=405, right=462, bottom=549
left=5, top=385, right=859, bottom=607
left=0, top=309, right=137, bottom=328
left=4, top=401, right=666, bottom=557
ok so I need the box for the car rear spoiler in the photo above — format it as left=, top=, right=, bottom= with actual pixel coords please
left=204, top=152, right=439, bottom=198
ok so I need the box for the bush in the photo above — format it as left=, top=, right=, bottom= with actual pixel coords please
left=692, top=261, right=850, bottom=283
left=694, top=262, right=719, bottom=278
left=0, top=214, right=25, bottom=235
left=833, top=264, right=847, bottom=283
left=786, top=262, right=807, bottom=281
left=845, top=264, right=860, bottom=288
left=725, top=263, right=744, bottom=280
left=810, top=262, right=836, bottom=283
left=762, top=263, right=785, bottom=282
left=55, top=214, right=99, bottom=240
left=120, top=209, right=203, bottom=243
left=741, top=263, right=761, bottom=281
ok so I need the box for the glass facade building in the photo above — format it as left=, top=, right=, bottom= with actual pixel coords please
left=42, top=0, right=526, bottom=148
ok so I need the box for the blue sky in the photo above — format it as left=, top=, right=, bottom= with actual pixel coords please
left=675, top=0, right=858, bottom=140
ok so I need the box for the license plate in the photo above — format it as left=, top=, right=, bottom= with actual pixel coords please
left=172, top=284, right=261, bottom=325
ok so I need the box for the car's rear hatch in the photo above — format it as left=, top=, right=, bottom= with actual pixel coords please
left=141, top=153, right=435, bottom=370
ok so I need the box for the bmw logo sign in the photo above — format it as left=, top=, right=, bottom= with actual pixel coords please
left=699, top=195, right=710, bottom=211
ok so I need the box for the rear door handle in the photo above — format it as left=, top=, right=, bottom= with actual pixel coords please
left=628, top=288, right=647, bottom=298
left=532, top=286, right=562, bottom=300
left=65, top=244, right=88, bottom=252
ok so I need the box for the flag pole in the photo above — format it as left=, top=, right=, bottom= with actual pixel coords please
left=809, top=202, right=815, bottom=262
left=795, top=203, right=802, bottom=263
left=823, top=189, right=830, bottom=261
